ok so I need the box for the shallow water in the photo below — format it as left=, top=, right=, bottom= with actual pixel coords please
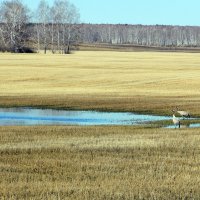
left=166, top=123, right=200, bottom=129
left=0, top=107, right=171, bottom=126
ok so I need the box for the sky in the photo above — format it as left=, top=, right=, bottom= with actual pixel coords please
left=3, top=0, right=200, bottom=26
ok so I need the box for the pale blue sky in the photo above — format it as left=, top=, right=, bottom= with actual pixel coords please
left=4, top=0, right=200, bottom=25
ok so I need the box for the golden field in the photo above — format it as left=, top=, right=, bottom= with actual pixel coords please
left=0, top=126, right=199, bottom=199
left=0, top=51, right=200, bottom=114
left=0, top=51, right=200, bottom=199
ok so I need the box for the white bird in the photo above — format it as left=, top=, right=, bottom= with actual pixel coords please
left=172, top=113, right=181, bottom=128
left=175, top=106, right=190, bottom=119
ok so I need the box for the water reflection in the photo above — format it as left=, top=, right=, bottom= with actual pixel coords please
left=165, top=123, right=200, bottom=129
left=0, top=107, right=171, bottom=126
left=189, top=123, right=200, bottom=128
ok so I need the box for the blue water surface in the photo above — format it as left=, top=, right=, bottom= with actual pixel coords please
left=0, top=107, right=171, bottom=126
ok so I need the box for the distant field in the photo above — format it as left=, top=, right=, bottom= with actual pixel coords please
left=0, top=51, right=200, bottom=115
left=0, top=126, right=199, bottom=199
left=78, top=43, right=200, bottom=52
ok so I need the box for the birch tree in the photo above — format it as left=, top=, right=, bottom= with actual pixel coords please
left=37, top=0, right=50, bottom=54
left=0, top=0, right=30, bottom=52
left=51, top=0, right=79, bottom=54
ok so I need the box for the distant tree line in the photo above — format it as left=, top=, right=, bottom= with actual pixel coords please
left=1, top=0, right=200, bottom=53
left=0, top=0, right=80, bottom=53
left=79, top=24, right=200, bottom=47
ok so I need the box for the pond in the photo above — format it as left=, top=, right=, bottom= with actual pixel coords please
left=0, top=107, right=171, bottom=126
left=0, top=107, right=199, bottom=128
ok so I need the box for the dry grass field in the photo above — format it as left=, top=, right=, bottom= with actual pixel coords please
left=0, top=51, right=200, bottom=115
left=0, top=51, right=200, bottom=199
left=0, top=126, right=199, bottom=199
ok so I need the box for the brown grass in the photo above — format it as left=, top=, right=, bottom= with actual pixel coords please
left=0, top=126, right=199, bottom=199
left=0, top=51, right=200, bottom=115
left=0, top=51, right=200, bottom=199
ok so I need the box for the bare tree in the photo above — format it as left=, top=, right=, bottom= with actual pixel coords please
left=51, top=0, right=62, bottom=53
left=65, top=3, right=80, bottom=53
left=37, top=0, right=50, bottom=54
left=51, top=0, right=79, bottom=54
left=49, top=7, right=55, bottom=53
left=0, top=0, right=30, bottom=52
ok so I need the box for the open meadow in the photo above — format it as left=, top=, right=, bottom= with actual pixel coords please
left=1, top=51, right=200, bottom=115
left=0, top=51, right=200, bottom=199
